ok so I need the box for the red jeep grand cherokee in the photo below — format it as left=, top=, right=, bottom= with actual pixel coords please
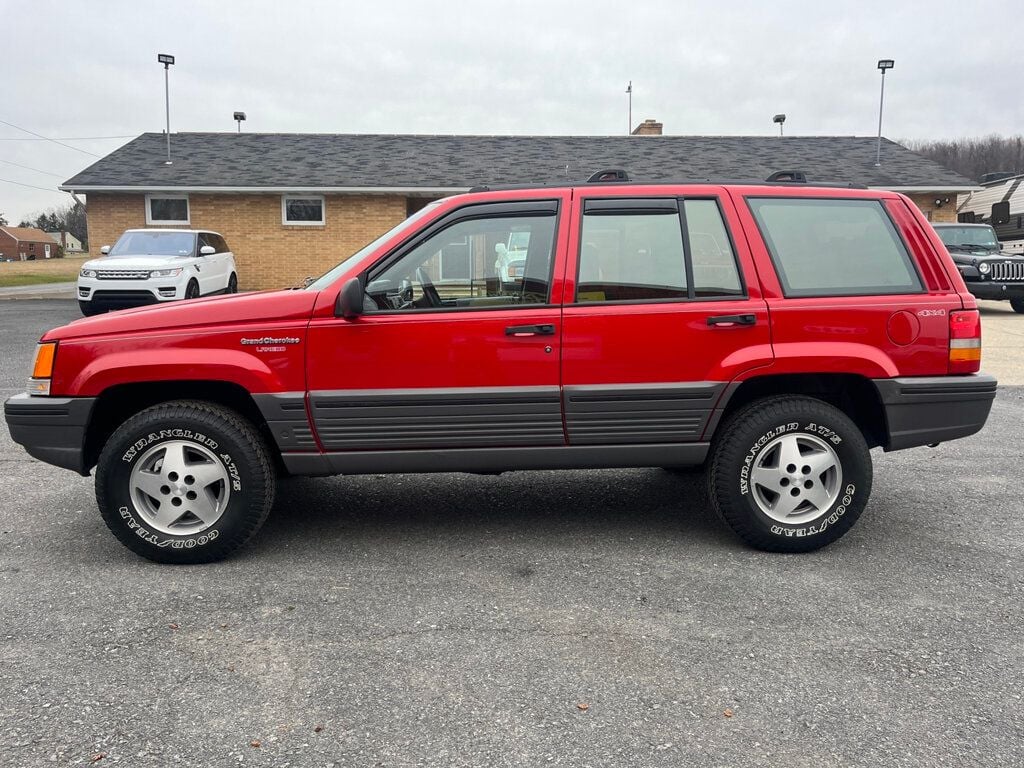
left=4, top=179, right=997, bottom=563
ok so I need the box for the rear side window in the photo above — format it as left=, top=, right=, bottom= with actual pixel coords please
left=685, top=200, right=743, bottom=297
left=748, top=198, right=922, bottom=297
left=578, top=212, right=687, bottom=301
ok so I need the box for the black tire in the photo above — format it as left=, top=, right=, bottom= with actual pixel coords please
left=708, top=395, right=872, bottom=553
left=185, top=279, right=200, bottom=300
left=1011, top=297, right=1024, bottom=314
left=78, top=301, right=101, bottom=317
left=227, top=273, right=238, bottom=294
left=95, top=401, right=276, bottom=564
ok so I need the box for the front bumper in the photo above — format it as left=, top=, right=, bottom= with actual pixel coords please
left=78, top=277, right=183, bottom=309
left=4, top=393, right=97, bottom=475
left=964, top=280, right=1024, bottom=301
left=872, top=375, right=998, bottom=451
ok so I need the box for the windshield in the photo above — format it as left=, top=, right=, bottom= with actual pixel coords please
left=305, top=202, right=443, bottom=290
left=935, top=226, right=999, bottom=250
left=108, top=231, right=196, bottom=258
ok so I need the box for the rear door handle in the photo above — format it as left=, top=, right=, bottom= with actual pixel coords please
left=707, top=314, right=757, bottom=327
left=505, top=324, right=556, bottom=336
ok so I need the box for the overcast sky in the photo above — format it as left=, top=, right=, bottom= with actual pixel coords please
left=2, top=0, right=1020, bottom=222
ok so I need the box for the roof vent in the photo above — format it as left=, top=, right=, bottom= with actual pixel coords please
left=587, top=169, right=631, bottom=183
left=766, top=171, right=807, bottom=183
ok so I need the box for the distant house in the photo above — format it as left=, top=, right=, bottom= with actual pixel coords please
left=61, top=126, right=978, bottom=290
left=0, top=226, right=58, bottom=261
left=46, top=230, right=83, bottom=253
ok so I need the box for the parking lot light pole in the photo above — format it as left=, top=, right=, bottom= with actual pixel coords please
left=773, top=114, right=786, bottom=136
left=234, top=111, right=246, bottom=133
left=157, top=53, right=175, bottom=164
left=875, top=59, right=894, bottom=166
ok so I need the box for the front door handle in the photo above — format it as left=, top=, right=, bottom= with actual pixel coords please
left=707, top=314, right=757, bottom=327
left=505, top=324, right=556, bottom=336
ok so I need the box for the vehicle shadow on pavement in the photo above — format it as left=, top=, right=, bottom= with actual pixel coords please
left=255, top=467, right=732, bottom=552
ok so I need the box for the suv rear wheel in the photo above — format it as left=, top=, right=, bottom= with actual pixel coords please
left=95, top=400, right=275, bottom=563
left=709, top=396, right=872, bottom=552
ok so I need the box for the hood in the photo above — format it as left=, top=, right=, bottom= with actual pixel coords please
left=43, top=289, right=319, bottom=341
left=81, top=255, right=197, bottom=271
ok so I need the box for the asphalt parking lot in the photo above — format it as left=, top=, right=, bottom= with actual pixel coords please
left=1, top=299, right=1022, bottom=767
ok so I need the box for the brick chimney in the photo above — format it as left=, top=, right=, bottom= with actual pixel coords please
left=631, top=119, right=663, bottom=136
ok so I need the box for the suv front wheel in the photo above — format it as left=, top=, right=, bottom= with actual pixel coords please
left=709, top=396, right=872, bottom=552
left=95, top=401, right=276, bottom=563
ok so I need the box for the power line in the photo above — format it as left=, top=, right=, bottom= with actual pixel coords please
left=0, top=158, right=64, bottom=177
left=0, top=177, right=65, bottom=193
left=0, top=119, right=101, bottom=157
left=0, top=135, right=134, bottom=141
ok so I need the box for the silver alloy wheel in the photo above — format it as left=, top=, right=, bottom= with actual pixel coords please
left=129, top=440, right=231, bottom=535
left=749, top=433, right=843, bottom=525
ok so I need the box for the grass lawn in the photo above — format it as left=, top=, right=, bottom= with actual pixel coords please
left=0, top=256, right=89, bottom=288
left=0, top=273, right=79, bottom=288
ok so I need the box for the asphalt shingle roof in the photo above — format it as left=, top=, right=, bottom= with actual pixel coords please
left=62, top=132, right=975, bottom=191
left=0, top=226, right=54, bottom=243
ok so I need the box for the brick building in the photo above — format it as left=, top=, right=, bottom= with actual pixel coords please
left=61, top=130, right=977, bottom=291
left=0, top=226, right=58, bottom=261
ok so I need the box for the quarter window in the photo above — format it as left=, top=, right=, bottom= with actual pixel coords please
left=366, top=214, right=557, bottom=311
left=748, top=198, right=922, bottom=297
left=282, top=195, right=325, bottom=225
left=146, top=194, right=190, bottom=225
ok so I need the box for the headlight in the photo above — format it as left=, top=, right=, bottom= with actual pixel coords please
left=79, top=269, right=97, bottom=278
left=150, top=268, right=183, bottom=278
left=978, top=262, right=991, bottom=275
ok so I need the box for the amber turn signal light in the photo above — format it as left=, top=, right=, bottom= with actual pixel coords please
left=31, top=342, right=57, bottom=379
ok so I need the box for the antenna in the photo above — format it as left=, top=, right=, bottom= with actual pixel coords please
left=625, top=81, right=633, bottom=135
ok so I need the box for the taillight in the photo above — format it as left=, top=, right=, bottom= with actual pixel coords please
left=949, top=310, right=981, bottom=373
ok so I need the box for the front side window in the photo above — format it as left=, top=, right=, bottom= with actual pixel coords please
left=748, top=198, right=922, bottom=297
left=282, top=195, right=325, bottom=225
left=577, top=211, right=687, bottom=302
left=366, top=214, right=557, bottom=311
left=146, top=194, right=189, bottom=225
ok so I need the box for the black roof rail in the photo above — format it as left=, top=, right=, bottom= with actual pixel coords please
left=765, top=170, right=807, bottom=183
left=466, top=178, right=866, bottom=193
left=587, top=168, right=630, bottom=183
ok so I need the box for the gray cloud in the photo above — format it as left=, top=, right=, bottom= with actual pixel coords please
left=2, top=0, right=1019, bottom=221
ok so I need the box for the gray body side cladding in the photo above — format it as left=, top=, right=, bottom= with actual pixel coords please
left=872, top=374, right=997, bottom=451
left=251, top=392, right=316, bottom=451
left=281, top=443, right=710, bottom=476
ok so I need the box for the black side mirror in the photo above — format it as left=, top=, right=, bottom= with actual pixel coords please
left=335, top=277, right=364, bottom=319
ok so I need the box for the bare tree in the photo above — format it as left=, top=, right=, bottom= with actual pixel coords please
left=17, top=200, right=87, bottom=248
left=904, top=135, right=1024, bottom=182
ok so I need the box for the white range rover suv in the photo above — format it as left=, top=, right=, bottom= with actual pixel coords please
left=77, top=229, right=238, bottom=316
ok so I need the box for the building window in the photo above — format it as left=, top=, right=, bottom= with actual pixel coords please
left=282, top=195, right=325, bottom=226
left=146, top=194, right=190, bottom=225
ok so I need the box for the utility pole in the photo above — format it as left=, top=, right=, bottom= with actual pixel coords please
left=157, top=54, right=175, bottom=164
left=626, top=81, right=632, bottom=135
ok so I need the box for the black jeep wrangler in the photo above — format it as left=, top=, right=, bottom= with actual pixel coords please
left=933, top=222, right=1024, bottom=313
